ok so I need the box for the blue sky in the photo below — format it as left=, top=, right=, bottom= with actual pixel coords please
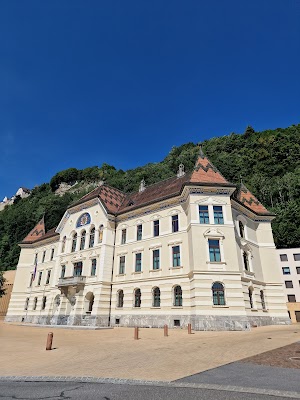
left=0, top=0, right=299, bottom=199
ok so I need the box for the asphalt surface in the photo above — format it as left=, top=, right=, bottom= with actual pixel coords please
left=0, top=381, right=298, bottom=400
left=176, top=361, right=300, bottom=393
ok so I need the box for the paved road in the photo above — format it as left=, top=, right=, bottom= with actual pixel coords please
left=176, top=362, right=300, bottom=393
left=0, top=380, right=299, bottom=400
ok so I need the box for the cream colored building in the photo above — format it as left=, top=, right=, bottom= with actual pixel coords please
left=276, top=248, right=300, bottom=323
left=6, top=152, right=290, bottom=330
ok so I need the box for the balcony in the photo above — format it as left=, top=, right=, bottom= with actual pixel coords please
left=57, top=276, right=86, bottom=288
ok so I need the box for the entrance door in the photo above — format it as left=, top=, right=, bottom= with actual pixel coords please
left=295, top=311, right=300, bottom=323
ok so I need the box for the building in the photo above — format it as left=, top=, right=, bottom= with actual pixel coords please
left=5, top=151, right=290, bottom=330
left=0, top=270, right=16, bottom=320
left=0, top=187, right=31, bottom=211
left=276, top=248, right=300, bottom=323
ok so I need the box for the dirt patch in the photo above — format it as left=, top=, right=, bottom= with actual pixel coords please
left=241, top=342, right=300, bottom=369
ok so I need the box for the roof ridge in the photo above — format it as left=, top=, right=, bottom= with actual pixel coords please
left=124, top=172, right=192, bottom=197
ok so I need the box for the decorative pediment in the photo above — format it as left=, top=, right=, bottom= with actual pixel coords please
left=71, top=254, right=86, bottom=262
left=150, top=214, right=162, bottom=221
left=167, top=208, right=181, bottom=216
left=87, top=250, right=99, bottom=258
left=203, top=228, right=225, bottom=239
left=196, top=196, right=227, bottom=205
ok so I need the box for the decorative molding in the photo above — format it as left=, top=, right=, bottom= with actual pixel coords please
left=203, top=227, right=225, bottom=239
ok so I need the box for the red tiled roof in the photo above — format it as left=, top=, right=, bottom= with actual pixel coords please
left=72, top=153, right=234, bottom=215
left=22, top=218, right=45, bottom=243
left=118, top=173, right=191, bottom=214
left=21, top=221, right=59, bottom=245
left=235, top=184, right=272, bottom=215
left=190, top=153, right=230, bottom=184
left=71, top=185, right=126, bottom=214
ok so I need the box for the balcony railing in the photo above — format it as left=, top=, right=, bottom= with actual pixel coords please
left=57, top=276, right=86, bottom=287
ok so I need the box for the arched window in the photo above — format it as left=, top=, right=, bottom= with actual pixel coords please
left=174, top=285, right=182, bottom=306
left=117, top=290, right=124, bottom=308
left=260, top=290, right=266, bottom=310
left=99, top=225, right=104, bottom=243
left=24, top=297, right=29, bottom=311
left=89, top=227, right=95, bottom=248
left=239, top=221, right=245, bottom=238
left=153, top=287, right=160, bottom=307
left=243, top=251, right=249, bottom=271
left=41, top=296, right=47, bottom=310
left=71, top=233, right=77, bottom=252
left=212, top=282, right=225, bottom=306
left=80, top=230, right=86, bottom=250
left=33, top=297, right=38, bottom=310
left=134, top=288, right=141, bottom=308
left=61, top=236, right=66, bottom=253
left=249, top=287, right=254, bottom=309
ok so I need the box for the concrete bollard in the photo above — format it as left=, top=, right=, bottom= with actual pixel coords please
left=134, top=327, right=139, bottom=340
left=188, top=323, right=192, bottom=334
left=164, top=324, right=168, bottom=337
left=46, top=332, right=53, bottom=351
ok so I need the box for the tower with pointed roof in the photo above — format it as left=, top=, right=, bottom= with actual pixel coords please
left=6, top=149, right=289, bottom=330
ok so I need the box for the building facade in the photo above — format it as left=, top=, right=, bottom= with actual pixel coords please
left=276, top=248, right=300, bottom=323
left=6, top=152, right=290, bottom=330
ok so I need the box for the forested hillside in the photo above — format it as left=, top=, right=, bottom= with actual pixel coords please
left=0, top=124, right=299, bottom=271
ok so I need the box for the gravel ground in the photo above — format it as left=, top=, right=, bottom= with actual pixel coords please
left=241, top=342, right=300, bottom=369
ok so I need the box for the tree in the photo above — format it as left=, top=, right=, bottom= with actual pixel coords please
left=0, top=271, right=5, bottom=297
left=244, top=125, right=255, bottom=138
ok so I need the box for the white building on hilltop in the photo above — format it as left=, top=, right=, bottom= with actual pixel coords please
left=6, top=151, right=289, bottom=330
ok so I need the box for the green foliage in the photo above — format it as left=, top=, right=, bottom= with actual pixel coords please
left=0, top=270, right=5, bottom=298
left=0, top=123, right=300, bottom=270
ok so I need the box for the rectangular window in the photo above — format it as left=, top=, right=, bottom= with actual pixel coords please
left=29, top=273, right=33, bottom=287
left=297, top=267, right=300, bottom=274
left=137, top=224, right=142, bottom=241
left=50, top=248, right=55, bottom=261
left=91, top=259, right=97, bottom=276
left=280, top=254, right=288, bottom=262
left=73, top=262, right=82, bottom=276
left=282, top=267, right=290, bottom=275
left=153, top=220, right=159, bottom=237
left=34, top=253, right=38, bottom=265
left=121, top=229, right=126, bottom=244
left=199, top=206, right=209, bottom=224
left=293, top=253, right=300, bottom=261
left=285, top=280, right=293, bottom=288
left=172, top=246, right=181, bottom=267
left=153, top=249, right=160, bottom=270
left=61, top=265, right=66, bottom=279
left=135, top=253, right=142, bottom=272
left=209, top=239, right=221, bottom=262
left=37, top=271, right=42, bottom=286
left=172, top=215, right=179, bottom=233
left=46, top=270, right=51, bottom=285
left=119, top=256, right=125, bottom=274
left=42, top=251, right=46, bottom=263
left=288, top=294, right=296, bottom=302
left=213, top=206, right=224, bottom=224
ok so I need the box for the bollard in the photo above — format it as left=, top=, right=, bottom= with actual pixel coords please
left=188, top=323, right=192, bottom=334
left=164, top=324, right=168, bottom=337
left=46, top=332, right=53, bottom=351
left=134, top=327, right=139, bottom=340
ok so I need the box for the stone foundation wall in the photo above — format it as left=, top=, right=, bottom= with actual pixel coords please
left=5, top=313, right=290, bottom=331
left=5, top=314, right=109, bottom=327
